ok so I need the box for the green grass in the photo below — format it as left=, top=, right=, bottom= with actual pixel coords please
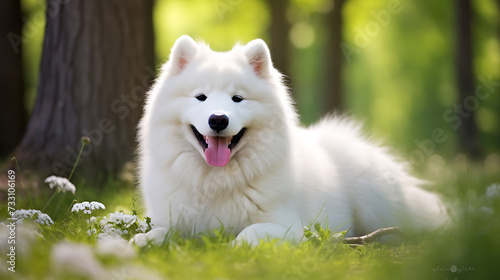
left=1, top=159, right=500, bottom=280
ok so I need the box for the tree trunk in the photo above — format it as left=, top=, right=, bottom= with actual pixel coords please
left=322, top=0, right=344, bottom=114
left=11, top=0, right=155, bottom=182
left=456, top=0, right=481, bottom=158
left=0, top=0, right=26, bottom=157
left=268, top=0, right=290, bottom=77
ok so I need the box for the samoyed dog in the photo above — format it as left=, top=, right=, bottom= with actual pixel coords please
left=138, top=35, right=448, bottom=245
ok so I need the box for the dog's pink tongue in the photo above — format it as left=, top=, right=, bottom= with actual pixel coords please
left=205, top=136, right=231, bottom=167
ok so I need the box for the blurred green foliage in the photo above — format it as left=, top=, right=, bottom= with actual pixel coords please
left=342, top=0, right=500, bottom=161
left=20, top=0, right=45, bottom=113
left=20, top=0, right=500, bottom=168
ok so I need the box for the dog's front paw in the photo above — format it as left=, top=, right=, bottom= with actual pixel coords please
left=130, top=227, right=169, bottom=247
left=234, top=223, right=296, bottom=246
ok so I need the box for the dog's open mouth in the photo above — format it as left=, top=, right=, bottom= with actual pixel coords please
left=190, top=125, right=245, bottom=167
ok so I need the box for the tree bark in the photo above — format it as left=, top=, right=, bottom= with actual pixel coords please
left=11, top=0, right=155, bottom=182
left=0, top=0, right=26, bottom=157
left=268, top=0, right=290, bottom=78
left=322, top=0, right=344, bottom=113
left=456, top=0, right=481, bottom=158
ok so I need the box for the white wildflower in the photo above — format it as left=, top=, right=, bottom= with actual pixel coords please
left=87, top=228, right=97, bottom=236
left=99, top=217, right=108, bottom=226
left=104, top=226, right=127, bottom=236
left=137, top=219, right=149, bottom=233
left=71, top=201, right=105, bottom=214
left=44, top=175, right=76, bottom=194
left=90, top=201, right=105, bottom=210
left=486, top=183, right=500, bottom=199
left=96, top=212, right=151, bottom=239
left=108, top=212, right=137, bottom=228
left=11, top=209, right=54, bottom=226
left=97, top=227, right=126, bottom=240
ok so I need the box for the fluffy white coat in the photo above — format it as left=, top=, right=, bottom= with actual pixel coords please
left=138, top=35, right=448, bottom=245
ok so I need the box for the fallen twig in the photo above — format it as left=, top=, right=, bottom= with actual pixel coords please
left=343, top=227, right=402, bottom=245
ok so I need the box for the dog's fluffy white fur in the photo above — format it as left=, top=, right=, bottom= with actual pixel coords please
left=138, top=35, right=448, bottom=244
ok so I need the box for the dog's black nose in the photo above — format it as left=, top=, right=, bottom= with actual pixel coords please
left=208, top=114, right=229, bottom=132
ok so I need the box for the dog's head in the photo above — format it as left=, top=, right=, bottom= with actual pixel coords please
left=145, top=35, right=296, bottom=169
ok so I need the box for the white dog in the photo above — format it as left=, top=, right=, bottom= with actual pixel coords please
left=137, top=35, right=448, bottom=245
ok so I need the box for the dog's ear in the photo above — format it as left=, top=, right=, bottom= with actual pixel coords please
left=168, top=35, right=197, bottom=76
left=243, top=39, right=272, bottom=78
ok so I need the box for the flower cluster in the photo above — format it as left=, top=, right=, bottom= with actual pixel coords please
left=96, top=212, right=151, bottom=239
left=44, top=176, right=76, bottom=194
left=11, top=209, right=54, bottom=226
left=108, top=212, right=149, bottom=232
left=71, top=201, right=106, bottom=214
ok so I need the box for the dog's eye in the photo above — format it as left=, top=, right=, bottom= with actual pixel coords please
left=195, top=94, right=207, bottom=101
left=232, top=95, right=244, bottom=103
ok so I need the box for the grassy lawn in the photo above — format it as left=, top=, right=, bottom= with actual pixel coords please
left=1, top=159, right=499, bottom=280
